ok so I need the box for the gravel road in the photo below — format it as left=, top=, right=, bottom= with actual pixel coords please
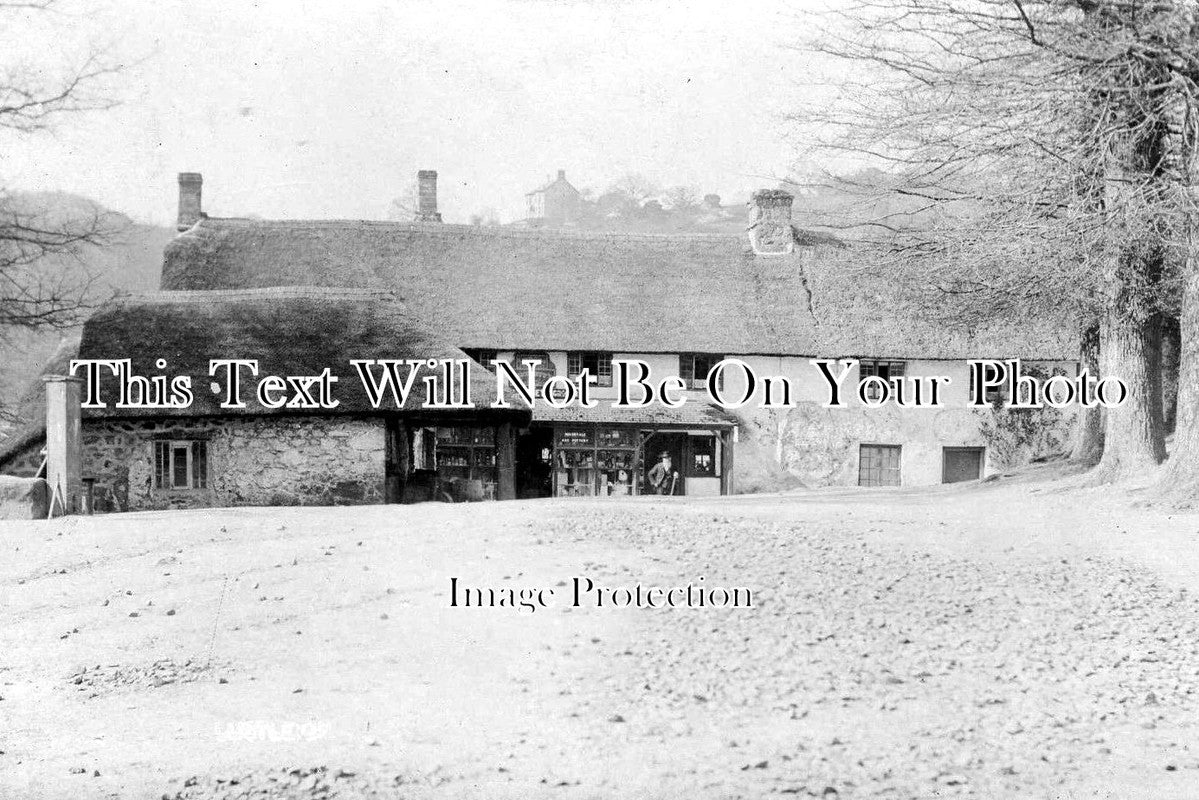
left=5, top=474, right=1199, bottom=799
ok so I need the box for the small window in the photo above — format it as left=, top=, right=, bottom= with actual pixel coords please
left=969, top=363, right=1006, bottom=405
left=690, top=436, right=717, bottom=477
left=680, top=353, right=726, bottom=391
left=462, top=348, right=498, bottom=372
left=567, top=351, right=613, bottom=386
left=858, top=444, right=901, bottom=487
left=859, top=360, right=906, bottom=401
left=154, top=440, right=207, bottom=490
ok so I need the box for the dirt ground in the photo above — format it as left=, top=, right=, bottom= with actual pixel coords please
left=4, top=464, right=1199, bottom=799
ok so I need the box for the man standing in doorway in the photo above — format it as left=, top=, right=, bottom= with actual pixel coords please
left=648, top=452, right=674, bottom=495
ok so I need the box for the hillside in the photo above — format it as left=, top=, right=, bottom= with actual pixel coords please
left=4, top=476, right=1199, bottom=799
left=0, top=193, right=173, bottom=421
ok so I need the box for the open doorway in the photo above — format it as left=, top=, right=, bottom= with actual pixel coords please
left=642, top=432, right=685, bottom=495
left=515, top=427, right=554, bottom=498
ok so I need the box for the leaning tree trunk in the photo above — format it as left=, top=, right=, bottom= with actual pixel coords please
left=1093, top=305, right=1166, bottom=480
left=1071, top=323, right=1104, bottom=466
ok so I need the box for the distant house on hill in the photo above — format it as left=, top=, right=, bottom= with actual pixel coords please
left=525, top=169, right=581, bottom=227
left=0, top=169, right=1078, bottom=511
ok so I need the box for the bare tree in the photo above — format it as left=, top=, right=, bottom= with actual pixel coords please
left=608, top=174, right=661, bottom=205
left=0, top=0, right=124, bottom=332
left=794, top=0, right=1199, bottom=483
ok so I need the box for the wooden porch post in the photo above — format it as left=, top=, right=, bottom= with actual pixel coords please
left=494, top=421, right=516, bottom=501
left=721, top=428, right=735, bottom=496
left=384, top=418, right=410, bottom=504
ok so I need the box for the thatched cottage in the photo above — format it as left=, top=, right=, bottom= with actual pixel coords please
left=2, top=287, right=528, bottom=512
left=0, top=170, right=1078, bottom=511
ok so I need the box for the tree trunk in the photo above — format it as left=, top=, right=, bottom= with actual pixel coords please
left=1093, top=307, right=1166, bottom=480
left=1161, top=315, right=1181, bottom=435
left=1159, top=220, right=1199, bottom=499
left=1071, top=323, right=1104, bottom=466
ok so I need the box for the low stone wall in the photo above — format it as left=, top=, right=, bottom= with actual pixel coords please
left=0, top=476, right=49, bottom=519
left=82, top=416, right=386, bottom=511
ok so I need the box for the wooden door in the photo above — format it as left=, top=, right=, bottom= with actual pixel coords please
left=942, top=447, right=984, bottom=483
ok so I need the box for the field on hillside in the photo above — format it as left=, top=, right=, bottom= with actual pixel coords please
left=5, top=470, right=1199, bottom=799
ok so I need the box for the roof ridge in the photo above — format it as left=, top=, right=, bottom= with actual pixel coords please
left=192, top=216, right=749, bottom=243
left=112, top=286, right=403, bottom=304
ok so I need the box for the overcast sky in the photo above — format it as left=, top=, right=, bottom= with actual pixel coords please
left=3, top=0, right=835, bottom=225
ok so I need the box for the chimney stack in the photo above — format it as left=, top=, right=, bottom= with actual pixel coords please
left=557, top=169, right=566, bottom=181
left=416, top=170, right=442, bottom=222
left=177, top=172, right=203, bottom=231
left=748, top=189, right=795, bottom=255
left=43, top=375, right=83, bottom=516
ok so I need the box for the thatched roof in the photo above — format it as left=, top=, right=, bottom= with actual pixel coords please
left=72, top=287, right=529, bottom=421
left=162, top=218, right=1077, bottom=360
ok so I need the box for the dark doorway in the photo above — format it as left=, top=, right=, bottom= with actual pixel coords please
left=515, top=427, right=554, bottom=499
left=643, top=432, right=685, bottom=495
left=942, top=447, right=984, bottom=483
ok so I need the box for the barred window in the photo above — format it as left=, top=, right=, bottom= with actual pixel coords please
left=567, top=351, right=613, bottom=386
left=154, top=440, right=208, bottom=490
left=858, top=444, right=901, bottom=487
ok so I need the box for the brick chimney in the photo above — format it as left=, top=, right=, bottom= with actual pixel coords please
left=43, top=375, right=83, bottom=515
left=177, top=172, right=203, bottom=231
left=557, top=169, right=566, bottom=181
left=416, top=170, right=442, bottom=222
left=748, top=189, right=795, bottom=255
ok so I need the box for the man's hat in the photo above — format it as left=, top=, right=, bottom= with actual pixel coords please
left=658, top=451, right=670, bottom=459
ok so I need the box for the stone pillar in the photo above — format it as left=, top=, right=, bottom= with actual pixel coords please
left=177, top=172, right=203, bottom=231
left=494, top=422, right=516, bottom=501
left=44, top=376, right=83, bottom=516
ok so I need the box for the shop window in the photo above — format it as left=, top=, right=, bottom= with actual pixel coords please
left=434, top=427, right=497, bottom=488
left=859, top=360, right=906, bottom=401
left=858, top=444, right=901, bottom=487
left=690, top=436, right=717, bottom=477
left=567, top=351, right=613, bottom=386
left=680, top=353, right=726, bottom=391
left=154, top=440, right=207, bottom=490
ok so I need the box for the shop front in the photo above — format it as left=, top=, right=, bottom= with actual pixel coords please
left=424, top=403, right=736, bottom=500
left=518, top=403, right=737, bottom=499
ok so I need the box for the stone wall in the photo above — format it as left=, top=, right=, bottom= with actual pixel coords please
left=0, top=476, right=48, bottom=519
left=1, top=443, right=44, bottom=478
left=82, top=416, right=385, bottom=512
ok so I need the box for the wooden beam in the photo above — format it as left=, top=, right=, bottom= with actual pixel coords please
left=494, top=421, right=516, bottom=501
left=721, top=429, right=735, bottom=496
left=384, top=418, right=409, bottom=504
